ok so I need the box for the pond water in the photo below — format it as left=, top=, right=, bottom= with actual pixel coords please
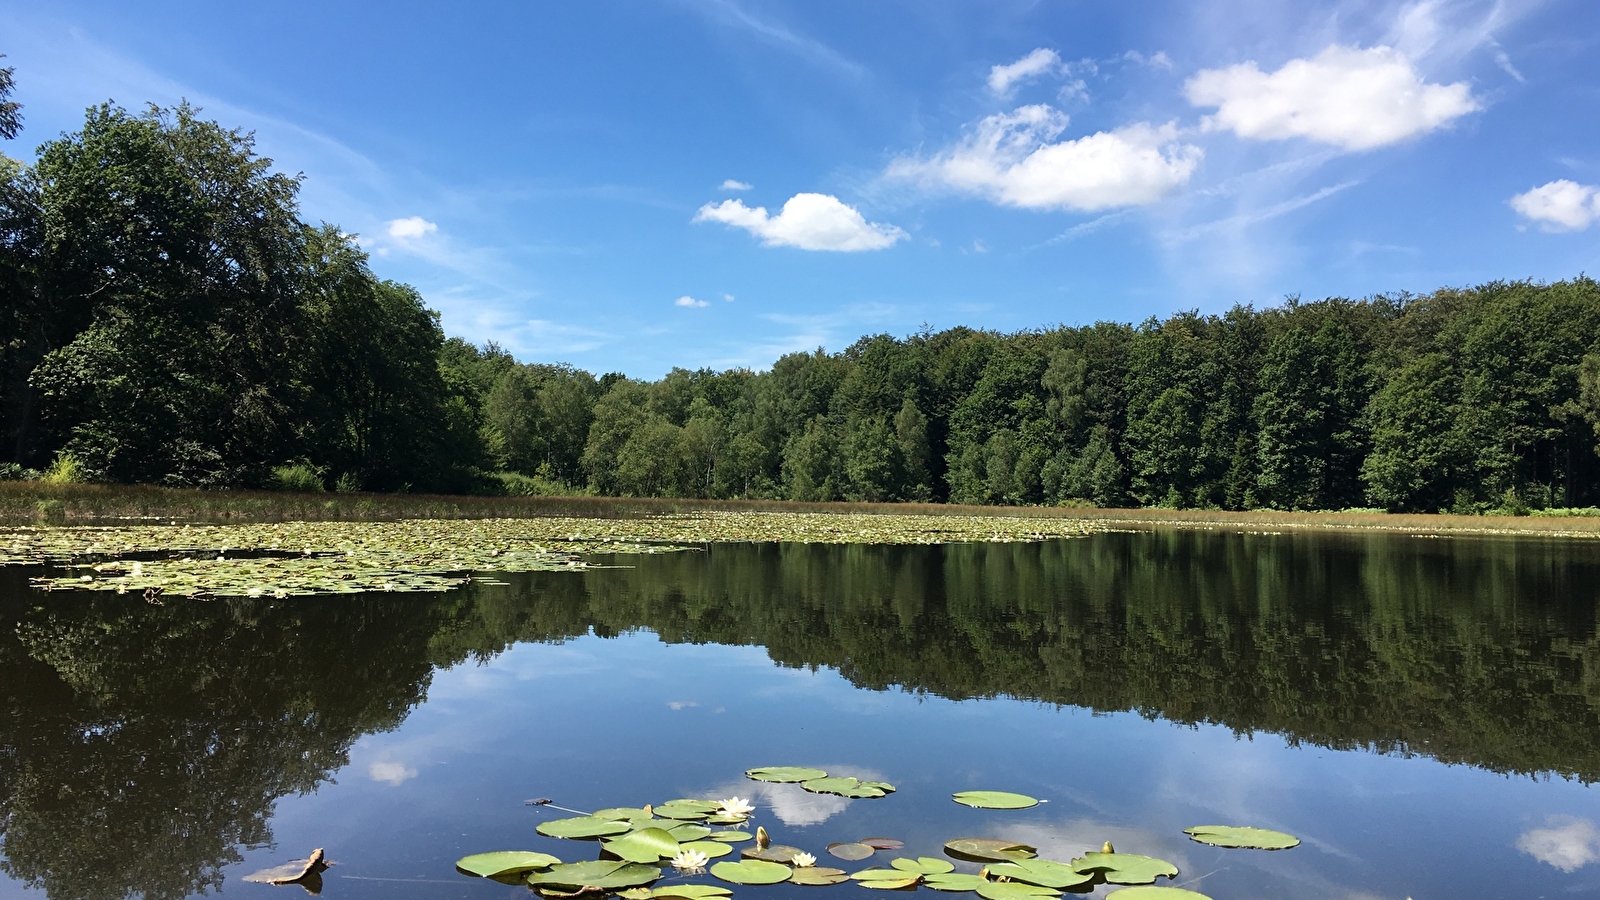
left=3, top=529, right=1600, bottom=900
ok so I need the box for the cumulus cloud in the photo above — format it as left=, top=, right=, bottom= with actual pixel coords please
left=988, top=48, right=1062, bottom=96
left=886, top=105, right=1201, bottom=212
left=675, top=295, right=710, bottom=308
left=385, top=216, right=438, bottom=240
left=694, top=193, right=907, bottom=251
left=720, top=179, right=753, bottom=191
left=1510, top=180, right=1600, bottom=231
left=1517, top=816, right=1600, bottom=872
left=368, top=760, right=418, bottom=785
left=1185, top=45, right=1480, bottom=151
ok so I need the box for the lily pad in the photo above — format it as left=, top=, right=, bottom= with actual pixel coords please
left=924, top=874, right=989, bottom=892
left=890, top=858, right=955, bottom=875
left=655, top=802, right=716, bottom=820
left=976, top=883, right=1061, bottom=900
left=712, top=859, right=792, bottom=885
left=456, top=851, right=561, bottom=878
left=943, top=839, right=1038, bottom=863
left=984, top=860, right=1094, bottom=890
left=597, top=807, right=657, bottom=822
left=952, top=791, right=1039, bottom=810
left=666, top=824, right=713, bottom=843
left=651, top=886, right=734, bottom=900
left=746, top=766, right=828, bottom=783
left=859, top=838, right=903, bottom=851
left=1105, top=889, right=1213, bottom=900
left=743, top=844, right=808, bottom=863
left=1182, top=825, right=1300, bottom=850
left=1070, top=853, right=1177, bottom=885
left=679, top=841, right=735, bottom=859
left=828, top=842, right=877, bottom=861
left=708, top=831, right=752, bottom=843
left=850, top=868, right=921, bottom=889
left=789, top=866, right=850, bottom=886
left=802, top=776, right=895, bottom=798
left=537, top=816, right=633, bottom=839
left=603, top=827, right=682, bottom=863
left=527, top=861, right=662, bottom=891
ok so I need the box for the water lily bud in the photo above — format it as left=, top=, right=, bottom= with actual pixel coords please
left=1101, top=841, right=1114, bottom=854
left=756, top=826, right=770, bottom=848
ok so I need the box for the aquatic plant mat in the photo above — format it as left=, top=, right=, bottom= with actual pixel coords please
left=4, top=511, right=1104, bottom=598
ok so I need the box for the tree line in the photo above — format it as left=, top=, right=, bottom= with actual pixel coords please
left=3, top=91, right=1600, bottom=512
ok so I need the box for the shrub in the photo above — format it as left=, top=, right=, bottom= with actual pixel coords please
left=496, top=470, right=580, bottom=497
left=41, top=453, right=85, bottom=484
left=269, top=463, right=325, bottom=493
left=334, top=472, right=363, bottom=493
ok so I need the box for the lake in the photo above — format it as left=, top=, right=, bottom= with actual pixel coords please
left=3, top=528, right=1599, bottom=900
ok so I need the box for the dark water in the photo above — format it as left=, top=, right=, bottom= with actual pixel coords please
left=3, top=530, right=1600, bottom=900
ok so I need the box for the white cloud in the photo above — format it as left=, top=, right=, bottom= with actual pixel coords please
left=385, top=215, right=439, bottom=240
left=367, top=760, right=418, bottom=786
left=887, top=106, right=1202, bottom=212
left=722, top=293, right=736, bottom=302
left=1185, top=45, right=1480, bottom=151
left=1509, top=179, right=1600, bottom=231
left=1123, top=50, right=1173, bottom=70
left=1517, top=816, right=1600, bottom=872
left=720, top=179, right=753, bottom=191
left=675, top=295, right=710, bottom=308
left=694, top=193, right=907, bottom=251
left=988, top=48, right=1062, bottom=96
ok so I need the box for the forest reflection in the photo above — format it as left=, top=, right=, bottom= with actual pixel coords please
left=3, top=530, right=1600, bottom=900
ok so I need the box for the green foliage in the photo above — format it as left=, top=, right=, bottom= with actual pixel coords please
left=269, top=462, right=324, bottom=493
left=39, top=452, right=83, bottom=485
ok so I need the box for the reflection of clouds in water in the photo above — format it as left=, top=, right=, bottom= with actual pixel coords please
left=667, top=701, right=699, bottom=710
left=368, top=760, right=418, bottom=785
left=703, top=765, right=884, bottom=827
left=1517, top=816, right=1600, bottom=872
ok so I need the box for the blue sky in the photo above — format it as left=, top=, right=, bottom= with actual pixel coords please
left=2, top=0, right=1598, bottom=377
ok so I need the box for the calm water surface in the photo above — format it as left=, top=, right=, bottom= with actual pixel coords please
left=3, top=529, right=1600, bottom=900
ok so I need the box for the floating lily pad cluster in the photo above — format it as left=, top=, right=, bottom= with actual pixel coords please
left=454, top=769, right=1299, bottom=900
left=4, top=511, right=1104, bottom=599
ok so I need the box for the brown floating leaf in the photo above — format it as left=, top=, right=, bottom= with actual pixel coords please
left=828, top=842, right=877, bottom=861
left=742, top=844, right=808, bottom=863
left=860, top=838, right=904, bottom=851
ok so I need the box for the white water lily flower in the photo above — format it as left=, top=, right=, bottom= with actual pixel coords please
left=792, top=852, right=817, bottom=868
left=717, top=796, right=756, bottom=819
left=670, top=849, right=709, bottom=871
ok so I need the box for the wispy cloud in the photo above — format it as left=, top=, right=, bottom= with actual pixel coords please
left=1165, top=181, right=1359, bottom=242
left=687, top=0, right=866, bottom=78
left=720, top=179, right=753, bottom=191
left=988, top=48, right=1063, bottom=96
left=675, top=295, right=710, bottom=308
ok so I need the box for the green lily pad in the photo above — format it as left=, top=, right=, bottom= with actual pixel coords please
left=890, top=858, right=955, bottom=875
left=455, top=851, right=560, bottom=878
left=708, top=831, right=752, bottom=843
left=743, top=844, right=807, bottom=863
left=603, top=827, right=682, bottom=863
left=655, top=802, right=715, bottom=821
left=1105, top=889, right=1213, bottom=900
left=943, top=839, right=1038, bottom=863
left=789, top=866, right=850, bottom=886
left=976, top=883, right=1061, bottom=900
left=952, top=791, right=1039, bottom=810
left=828, top=842, right=877, bottom=861
left=746, top=766, right=828, bottom=783
left=924, top=874, right=989, bottom=892
left=712, top=859, right=792, bottom=885
left=597, top=807, right=657, bottom=822
left=537, top=816, right=633, bottom=839
left=1182, top=825, right=1300, bottom=850
left=618, top=889, right=654, bottom=900
left=1070, top=853, right=1177, bottom=885
left=666, top=824, right=713, bottom=843
left=850, top=869, right=921, bottom=889
left=984, top=860, right=1095, bottom=890
left=801, top=776, right=895, bottom=798
left=527, top=861, right=662, bottom=891
left=651, top=886, right=734, bottom=900
left=679, top=841, right=735, bottom=860
left=705, top=815, right=750, bottom=826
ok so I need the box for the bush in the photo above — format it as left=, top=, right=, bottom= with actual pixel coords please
left=41, top=453, right=85, bottom=485
left=334, top=472, right=362, bottom=493
left=496, top=470, right=581, bottom=497
left=269, top=463, right=325, bottom=493
left=1529, top=507, right=1600, bottom=517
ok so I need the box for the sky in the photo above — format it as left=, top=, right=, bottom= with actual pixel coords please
left=2, top=0, right=1598, bottom=377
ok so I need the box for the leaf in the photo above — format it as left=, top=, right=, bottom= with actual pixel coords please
left=597, top=807, right=657, bottom=822
left=655, top=802, right=716, bottom=821
left=678, top=841, right=735, bottom=860
left=1182, top=825, right=1300, bottom=850
left=828, top=842, right=877, bottom=861
left=603, top=827, right=682, bottom=863
left=788, top=867, right=850, bottom=886
left=943, top=839, right=1038, bottom=863
left=1105, top=889, right=1213, bottom=900
left=984, top=860, right=1094, bottom=890
left=890, top=858, right=955, bottom=875
left=708, top=831, right=752, bottom=843
left=742, top=844, right=807, bottom=863
left=651, top=886, right=734, bottom=900
left=537, top=816, right=633, bottom=839
left=456, top=851, right=561, bottom=878
left=975, top=883, right=1061, bottom=900
left=952, top=791, right=1039, bottom=810
left=618, top=889, right=654, bottom=900
left=746, top=766, right=828, bottom=783
left=711, top=859, right=792, bottom=885
left=923, top=874, right=989, bottom=892
left=801, top=776, right=893, bottom=798
left=850, top=869, right=921, bottom=889
left=527, top=861, right=662, bottom=891
left=859, top=838, right=903, bottom=851
left=1070, top=853, right=1178, bottom=885
left=666, top=824, right=713, bottom=843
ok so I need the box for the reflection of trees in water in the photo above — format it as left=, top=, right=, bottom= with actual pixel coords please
left=3, top=532, right=1600, bottom=900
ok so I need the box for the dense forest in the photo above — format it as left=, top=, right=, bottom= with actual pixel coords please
left=4, top=82, right=1600, bottom=512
